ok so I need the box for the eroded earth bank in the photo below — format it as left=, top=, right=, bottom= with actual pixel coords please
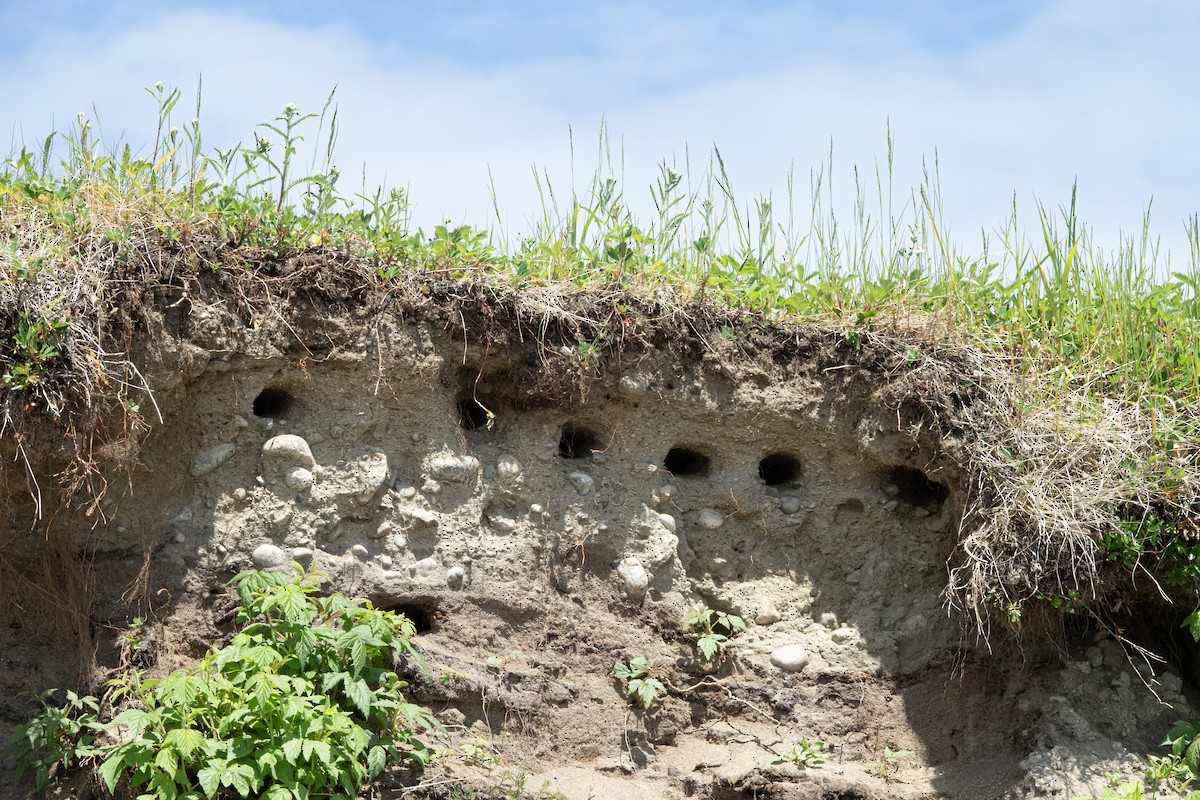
left=0, top=270, right=1192, bottom=799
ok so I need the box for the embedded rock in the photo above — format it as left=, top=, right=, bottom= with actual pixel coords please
left=191, top=442, right=236, bottom=476
left=261, top=434, right=316, bottom=468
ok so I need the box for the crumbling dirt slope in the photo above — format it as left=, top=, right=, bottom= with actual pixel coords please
left=0, top=271, right=1192, bottom=799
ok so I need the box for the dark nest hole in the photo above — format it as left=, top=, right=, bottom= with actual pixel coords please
left=664, top=447, right=711, bottom=477
left=457, top=396, right=494, bottom=431
left=1101, top=604, right=1200, bottom=699
left=886, top=465, right=949, bottom=509
left=759, top=452, right=802, bottom=486
left=382, top=602, right=437, bottom=634
left=559, top=424, right=601, bottom=459
left=252, top=387, right=292, bottom=418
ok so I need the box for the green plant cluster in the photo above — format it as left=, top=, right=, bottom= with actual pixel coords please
left=612, top=657, right=667, bottom=710
left=7, top=566, right=439, bottom=799
left=685, top=605, right=747, bottom=663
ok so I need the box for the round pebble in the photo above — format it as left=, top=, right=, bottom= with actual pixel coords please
left=261, top=434, right=316, bottom=469
left=770, top=644, right=811, bottom=673
left=371, top=520, right=395, bottom=540
left=283, top=465, right=313, bottom=492
left=617, top=557, right=649, bottom=598
left=568, top=472, right=595, bottom=495
left=349, top=544, right=369, bottom=560
left=251, top=543, right=287, bottom=569
left=658, top=513, right=677, bottom=533
left=496, top=455, right=522, bottom=485
left=697, top=509, right=724, bottom=529
left=292, top=547, right=314, bottom=563
left=780, top=496, right=801, bottom=514
left=446, top=566, right=465, bottom=587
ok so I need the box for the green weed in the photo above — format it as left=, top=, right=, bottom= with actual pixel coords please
left=685, top=605, right=747, bottom=663
left=772, top=738, right=826, bottom=767
left=6, top=565, right=439, bottom=798
left=612, top=657, right=667, bottom=709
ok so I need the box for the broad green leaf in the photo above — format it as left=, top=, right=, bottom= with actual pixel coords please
left=367, top=745, right=387, bottom=777
left=345, top=677, right=373, bottom=718
left=98, top=751, right=127, bottom=793
left=163, top=727, right=206, bottom=760
left=154, top=745, right=179, bottom=776
left=1183, top=611, right=1200, bottom=643
left=197, top=763, right=223, bottom=799
left=282, top=737, right=304, bottom=763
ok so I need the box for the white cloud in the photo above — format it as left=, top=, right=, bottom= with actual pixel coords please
left=3, top=2, right=1197, bottom=264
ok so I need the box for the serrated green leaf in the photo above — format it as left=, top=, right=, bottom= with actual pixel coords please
left=367, top=745, right=387, bottom=777
left=163, top=727, right=206, bottom=760
left=345, top=677, right=373, bottom=718
left=197, top=762, right=222, bottom=798
left=98, top=751, right=127, bottom=793
left=1186, top=735, right=1200, bottom=775
left=1183, top=612, right=1200, bottom=643
left=282, top=737, right=304, bottom=763
left=154, top=745, right=179, bottom=775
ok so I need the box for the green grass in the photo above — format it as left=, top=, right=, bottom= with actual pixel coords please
left=3, top=83, right=1200, bottom=625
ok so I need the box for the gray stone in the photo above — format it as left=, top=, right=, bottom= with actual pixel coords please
left=446, top=566, right=465, bottom=587
left=496, top=455, right=522, bottom=485
left=780, top=496, right=801, bottom=514
left=371, top=520, right=395, bottom=540
left=697, top=509, right=724, bottom=530
left=349, top=544, right=369, bottom=560
left=755, top=601, right=781, bottom=626
left=283, top=465, right=313, bottom=492
left=770, top=644, right=810, bottom=673
left=292, top=547, right=314, bottom=564
left=251, top=543, right=287, bottom=569
left=658, top=513, right=677, bottom=534
left=818, top=612, right=838, bottom=628
left=349, top=449, right=389, bottom=504
left=569, top=472, right=595, bottom=495
left=261, top=435, right=316, bottom=468
left=618, top=374, right=648, bottom=398
left=830, top=627, right=856, bottom=644
left=428, top=454, right=480, bottom=483
left=617, top=556, right=649, bottom=598
left=414, top=557, right=439, bottom=578
left=191, top=443, right=236, bottom=477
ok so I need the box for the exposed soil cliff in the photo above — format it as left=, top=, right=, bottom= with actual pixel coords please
left=0, top=264, right=1192, bottom=799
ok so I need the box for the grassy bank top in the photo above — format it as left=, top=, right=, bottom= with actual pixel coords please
left=3, top=86, right=1200, bottom=628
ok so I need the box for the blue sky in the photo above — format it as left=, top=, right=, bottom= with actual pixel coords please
left=4, top=1, right=1199, bottom=262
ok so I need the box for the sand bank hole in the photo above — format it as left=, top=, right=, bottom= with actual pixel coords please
left=559, top=425, right=601, bottom=459
left=664, top=447, right=711, bottom=477
left=759, top=452, right=802, bottom=486
left=457, top=397, right=494, bottom=431
left=885, top=466, right=949, bottom=508
left=252, top=388, right=292, bottom=418
left=383, top=602, right=436, bottom=634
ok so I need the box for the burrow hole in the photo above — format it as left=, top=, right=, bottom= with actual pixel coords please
left=457, top=396, right=494, bottom=431
left=885, top=465, right=949, bottom=509
left=382, top=602, right=437, bottom=634
left=252, top=387, right=292, bottom=418
left=758, top=452, right=802, bottom=486
left=559, top=424, right=601, bottom=459
left=664, top=447, right=711, bottom=477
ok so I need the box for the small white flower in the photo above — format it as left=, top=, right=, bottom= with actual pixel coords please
left=169, top=127, right=179, bottom=136
left=155, top=81, right=164, bottom=92
left=285, top=102, right=298, bottom=113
